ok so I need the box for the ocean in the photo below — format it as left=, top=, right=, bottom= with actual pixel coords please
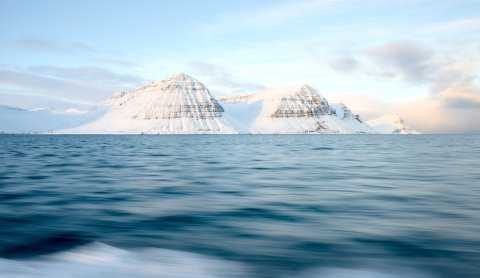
left=0, top=134, right=479, bottom=277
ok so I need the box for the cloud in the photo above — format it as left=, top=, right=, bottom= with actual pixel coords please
left=0, top=66, right=145, bottom=109
left=328, top=57, right=358, bottom=73
left=15, top=37, right=100, bottom=54
left=431, top=63, right=480, bottom=110
left=29, top=66, right=143, bottom=84
left=70, top=42, right=99, bottom=53
left=351, top=63, right=480, bottom=133
left=334, top=42, right=480, bottom=133
left=342, top=92, right=480, bottom=134
left=93, top=58, right=136, bottom=67
left=428, top=17, right=480, bottom=33
left=15, top=38, right=64, bottom=52
left=0, top=69, right=106, bottom=105
left=245, top=0, right=336, bottom=27
left=200, top=0, right=339, bottom=35
left=405, top=62, right=480, bottom=133
left=394, top=96, right=480, bottom=134
left=365, top=41, right=436, bottom=83
left=189, top=61, right=266, bottom=93
left=0, top=88, right=96, bottom=110
left=439, top=89, right=480, bottom=109
left=12, top=37, right=139, bottom=69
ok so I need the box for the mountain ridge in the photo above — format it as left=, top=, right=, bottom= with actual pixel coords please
left=0, top=73, right=419, bottom=134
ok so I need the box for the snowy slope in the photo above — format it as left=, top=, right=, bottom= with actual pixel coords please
left=219, top=85, right=374, bottom=134
left=61, top=73, right=237, bottom=134
left=367, top=114, right=420, bottom=134
left=0, top=105, right=105, bottom=134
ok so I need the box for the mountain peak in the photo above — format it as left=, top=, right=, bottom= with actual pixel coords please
left=300, top=84, right=315, bottom=90
left=297, top=84, right=325, bottom=98
left=140, top=73, right=207, bottom=92
left=367, top=114, right=419, bottom=134
left=166, top=72, right=196, bottom=80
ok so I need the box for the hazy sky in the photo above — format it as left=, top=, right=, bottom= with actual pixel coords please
left=1, top=0, right=479, bottom=133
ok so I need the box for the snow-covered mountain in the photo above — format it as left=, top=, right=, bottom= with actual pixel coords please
left=219, top=85, right=373, bottom=134
left=367, top=114, right=420, bottom=134
left=61, top=74, right=373, bottom=134
left=60, top=73, right=374, bottom=134
left=61, top=73, right=237, bottom=134
left=1, top=73, right=404, bottom=134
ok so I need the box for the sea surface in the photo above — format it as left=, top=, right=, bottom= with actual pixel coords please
left=0, top=134, right=479, bottom=277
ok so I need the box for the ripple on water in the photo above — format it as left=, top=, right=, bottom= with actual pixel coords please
left=0, top=135, right=479, bottom=277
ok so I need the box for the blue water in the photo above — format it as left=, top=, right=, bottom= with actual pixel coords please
left=0, top=135, right=479, bottom=277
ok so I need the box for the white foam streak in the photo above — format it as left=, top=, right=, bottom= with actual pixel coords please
left=0, top=243, right=248, bottom=278
left=0, top=243, right=434, bottom=278
left=299, top=267, right=433, bottom=278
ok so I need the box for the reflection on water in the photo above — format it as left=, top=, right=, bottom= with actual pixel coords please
left=0, top=135, right=479, bottom=277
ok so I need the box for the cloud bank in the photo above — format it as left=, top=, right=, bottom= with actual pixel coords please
left=0, top=66, right=144, bottom=110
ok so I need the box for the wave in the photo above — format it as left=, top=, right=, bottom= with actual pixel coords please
left=0, top=243, right=434, bottom=278
left=299, top=268, right=433, bottom=278
left=0, top=243, right=248, bottom=278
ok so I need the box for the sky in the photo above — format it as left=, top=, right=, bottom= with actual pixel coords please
left=1, top=0, right=480, bottom=133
